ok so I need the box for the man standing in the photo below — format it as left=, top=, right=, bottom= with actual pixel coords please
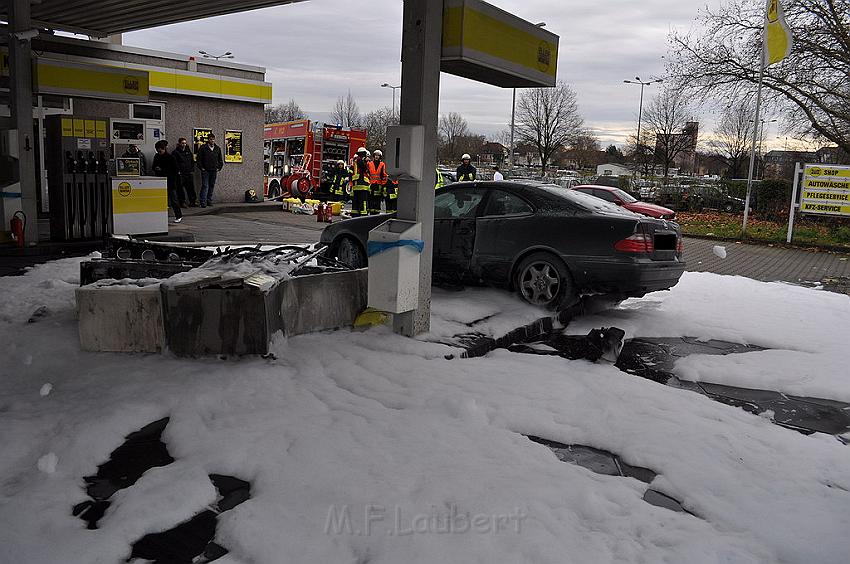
left=367, top=149, right=388, bottom=215
left=121, top=144, right=147, bottom=176
left=384, top=178, right=398, bottom=212
left=151, top=140, right=182, bottom=223
left=172, top=137, right=197, bottom=206
left=493, top=165, right=504, bottom=181
left=197, top=133, right=223, bottom=208
left=457, top=153, right=476, bottom=181
left=350, top=147, right=371, bottom=216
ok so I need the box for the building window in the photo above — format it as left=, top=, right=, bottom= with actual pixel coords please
left=131, top=103, right=163, bottom=121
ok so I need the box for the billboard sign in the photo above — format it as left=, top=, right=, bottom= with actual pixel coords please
left=800, top=164, right=850, bottom=216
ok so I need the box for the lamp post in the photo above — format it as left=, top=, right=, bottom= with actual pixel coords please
left=381, top=83, right=401, bottom=120
left=749, top=118, right=777, bottom=178
left=199, top=50, right=234, bottom=60
left=623, top=77, right=662, bottom=176
left=509, top=22, right=547, bottom=172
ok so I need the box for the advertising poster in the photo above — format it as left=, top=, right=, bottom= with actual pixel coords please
left=193, top=127, right=213, bottom=156
left=800, top=164, right=850, bottom=217
left=225, top=130, right=243, bottom=163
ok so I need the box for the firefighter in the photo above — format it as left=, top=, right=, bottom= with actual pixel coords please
left=385, top=178, right=398, bottom=212
left=368, top=149, right=388, bottom=215
left=330, top=160, right=348, bottom=202
left=457, top=153, right=476, bottom=181
left=351, top=147, right=371, bottom=216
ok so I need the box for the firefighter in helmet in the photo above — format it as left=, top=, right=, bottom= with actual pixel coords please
left=351, top=147, right=372, bottom=216
left=330, top=159, right=349, bottom=202
left=456, top=153, right=477, bottom=182
left=385, top=176, right=398, bottom=212
left=368, top=149, right=388, bottom=215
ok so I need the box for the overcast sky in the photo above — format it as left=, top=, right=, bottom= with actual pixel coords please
left=126, top=0, right=741, bottom=147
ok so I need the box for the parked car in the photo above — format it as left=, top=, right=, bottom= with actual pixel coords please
left=320, top=181, right=686, bottom=309
left=572, top=184, right=676, bottom=220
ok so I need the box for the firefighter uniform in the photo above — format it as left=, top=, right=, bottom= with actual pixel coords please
left=351, top=155, right=371, bottom=216
left=330, top=161, right=349, bottom=202
left=456, top=162, right=477, bottom=181
left=435, top=169, right=446, bottom=190
left=367, top=157, right=388, bottom=215
left=384, top=178, right=398, bottom=212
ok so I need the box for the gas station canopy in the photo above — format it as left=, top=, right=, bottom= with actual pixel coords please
left=2, top=0, right=305, bottom=37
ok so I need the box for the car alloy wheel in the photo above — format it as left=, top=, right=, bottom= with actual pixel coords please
left=519, top=261, right=561, bottom=305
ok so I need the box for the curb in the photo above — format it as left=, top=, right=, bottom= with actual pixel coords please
left=684, top=234, right=850, bottom=255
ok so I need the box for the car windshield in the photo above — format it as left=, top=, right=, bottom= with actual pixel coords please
left=613, top=189, right=638, bottom=203
left=535, top=184, right=628, bottom=213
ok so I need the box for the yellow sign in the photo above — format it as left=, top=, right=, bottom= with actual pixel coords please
left=84, top=120, right=96, bottom=138
left=765, top=0, right=793, bottom=66
left=61, top=118, right=73, bottom=137
left=34, top=59, right=149, bottom=103
left=73, top=119, right=85, bottom=137
left=801, top=202, right=850, bottom=215
left=118, top=182, right=132, bottom=197
left=441, top=0, right=558, bottom=88
left=193, top=128, right=213, bottom=157
left=95, top=121, right=107, bottom=139
left=801, top=164, right=850, bottom=217
left=224, top=130, right=243, bottom=164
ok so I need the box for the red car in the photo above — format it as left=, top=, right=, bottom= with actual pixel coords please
left=573, top=185, right=676, bottom=220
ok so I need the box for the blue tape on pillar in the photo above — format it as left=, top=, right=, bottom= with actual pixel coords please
left=0, top=192, right=22, bottom=198
left=367, top=239, right=425, bottom=257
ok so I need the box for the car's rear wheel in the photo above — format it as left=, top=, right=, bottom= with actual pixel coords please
left=515, top=252, right=576, bottom=310
left=723, top=202, right=734, bottom=212
left=333, top=237, right=367, bottom=269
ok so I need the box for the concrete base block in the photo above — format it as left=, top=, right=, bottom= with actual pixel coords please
left=161, top=268, right=368, bottom=356
left=76, top=284, right=165, bottom=353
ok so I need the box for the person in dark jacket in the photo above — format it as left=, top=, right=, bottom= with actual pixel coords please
left=121, top=144, right=147, bottom=176
left=172, top=137, right=197, bottom=206
left=151, top=140, right=182, bottom=222
left=196, top=134, right=224, bottom=208
left=456, top=153, right=476, bottom=181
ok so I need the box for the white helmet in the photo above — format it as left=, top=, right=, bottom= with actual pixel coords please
left=357, top=146, right=368, bottom=154
left=373, top=149, right=383, bottom=157
left=462, top=153, right=471, bottom=160
left=337, top=160, right=346, bottom=166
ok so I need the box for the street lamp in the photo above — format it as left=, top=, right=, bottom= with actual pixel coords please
left=509, top=22, right=546, bottom=171
left=199, top=50, right=234, bottom=60
left=623, top=76, right=663, bottom=175
left=381, top=83, right=401, bottom=120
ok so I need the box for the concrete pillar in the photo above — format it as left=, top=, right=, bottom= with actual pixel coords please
left=393, top=0, right=442, bottom=336
left=8, top=0, right=39, bottom=245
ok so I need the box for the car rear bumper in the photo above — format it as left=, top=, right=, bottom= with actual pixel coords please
left=571, top=257, right=686, bottom=296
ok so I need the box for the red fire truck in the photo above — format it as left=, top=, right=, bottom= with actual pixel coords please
left=263, top=119, right=368, bottom=200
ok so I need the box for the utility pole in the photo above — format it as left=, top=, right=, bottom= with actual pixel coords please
left=508, top=88, right=516, bottom=170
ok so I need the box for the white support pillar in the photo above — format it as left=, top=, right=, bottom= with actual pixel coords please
left=393, top=0, right=443, bottom=336
left=8, top=0, right=39, bottom=245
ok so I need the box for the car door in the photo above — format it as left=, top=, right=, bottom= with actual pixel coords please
left=433, top=186, right=485, bottom=280
left=473, top=188, right=536, bottom=284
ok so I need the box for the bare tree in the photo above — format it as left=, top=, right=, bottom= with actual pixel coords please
left=515, top=82, right=584, bottom=173
left=438, top=112, right=470, bottom=161
left=668, top=0, right=850, bottom=155
left=568, top=130, right=602, bottom=169
left=625, top=128, right=657, bottom=177
left=644, top=87, right=698, bottom=180
left=363, top=106, right=397, bottom=151
left=264, top=99, right=306, bottom=123
left=709, top=100, right=755, bottom=178
left=331, top=91, right=362, bottom=128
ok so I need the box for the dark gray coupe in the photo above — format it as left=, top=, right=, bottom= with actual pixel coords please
left=320, top=181, right=686, bottom=309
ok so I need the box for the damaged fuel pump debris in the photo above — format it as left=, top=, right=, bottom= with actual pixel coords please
left=77, top=237, right=366, bottom=356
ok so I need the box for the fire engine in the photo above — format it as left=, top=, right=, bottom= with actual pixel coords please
left=263, top=119, right=367, bottom=200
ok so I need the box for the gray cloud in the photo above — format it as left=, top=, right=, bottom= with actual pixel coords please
left=127, top=0, right=722, bottom=145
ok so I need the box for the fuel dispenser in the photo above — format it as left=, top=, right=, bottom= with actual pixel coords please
left=45, top=115, right=112, bottom=241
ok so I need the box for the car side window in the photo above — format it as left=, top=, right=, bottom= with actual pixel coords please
left=434, top=188, right=484, bottom=219
left=481, top=190, right=534, bottom=216
left=593, top=189, right=619, bottom=202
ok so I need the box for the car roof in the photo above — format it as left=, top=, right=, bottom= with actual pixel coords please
left=575, top=184, right=618, bottom=191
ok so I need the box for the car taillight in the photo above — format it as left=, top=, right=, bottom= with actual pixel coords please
left=614, top=233, right=654, bottom=253
left=676, top=237, right=684, bottom=253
